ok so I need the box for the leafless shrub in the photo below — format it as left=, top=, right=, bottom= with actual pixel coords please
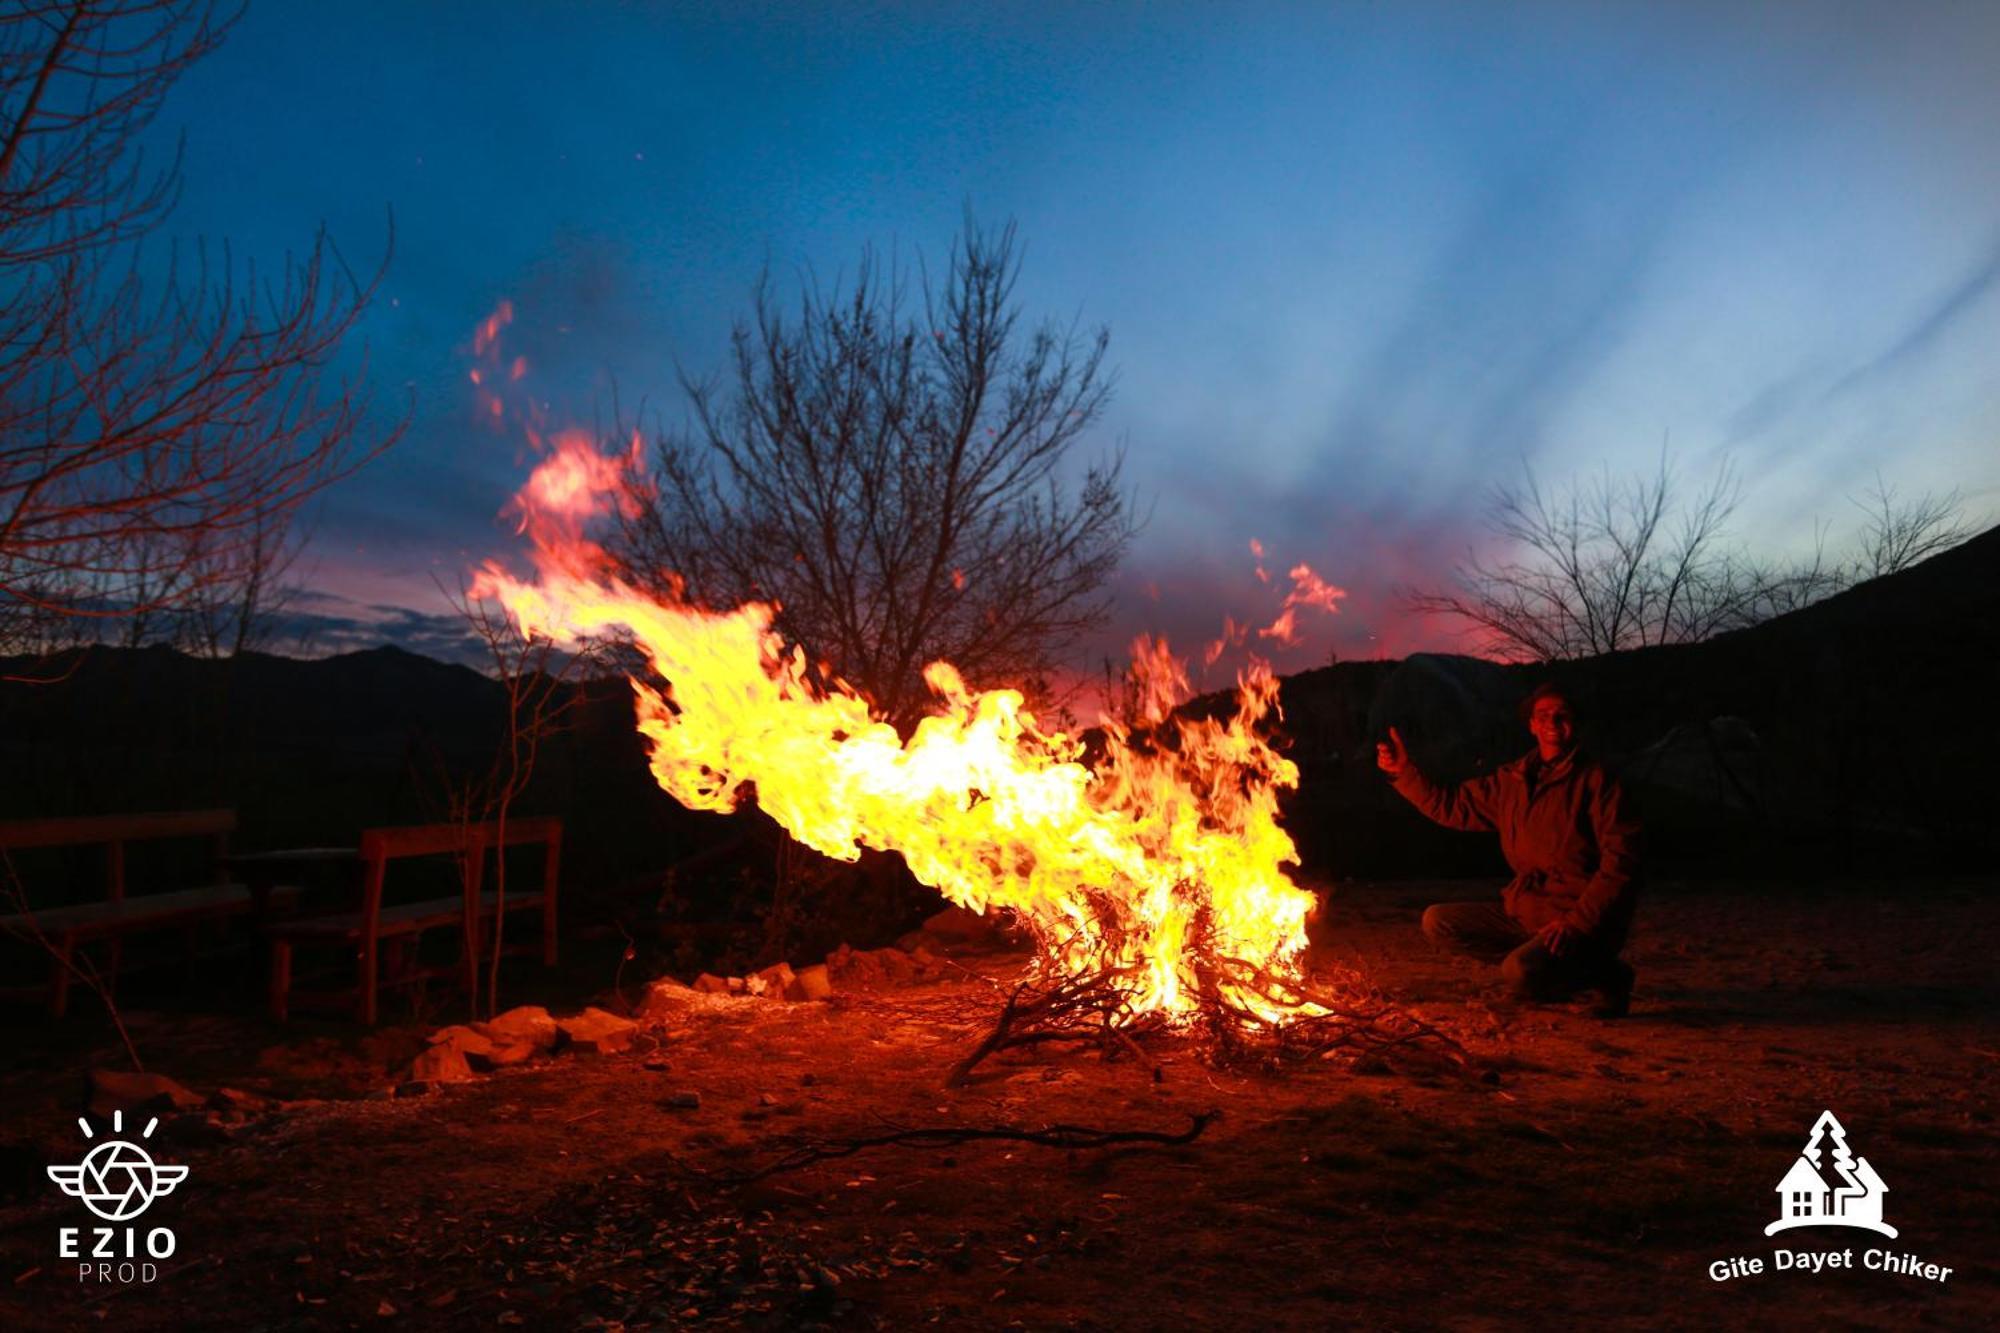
left=615, top=217, right=1133, bottom=726
left=1410, top=455, right=1881, bottom=661
left=1850, top=474, right=1974, bottom=580
left=433, top=582, right=607, bottom=1017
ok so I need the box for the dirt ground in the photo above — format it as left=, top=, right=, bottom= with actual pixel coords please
left=2, top=876, right=1995, bottom=1330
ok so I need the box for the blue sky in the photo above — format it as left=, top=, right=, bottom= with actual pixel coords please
left=144, top=0, right=2000, bottom=677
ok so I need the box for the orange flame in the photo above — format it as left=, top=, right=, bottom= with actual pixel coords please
left=474, top=300, right=514, bottom=355
left=1258, top=562, right=1348, bottom=647
left=477, top=445, right=1323, bottom=1022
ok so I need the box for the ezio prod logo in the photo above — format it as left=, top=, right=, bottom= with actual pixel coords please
left=46, top=1111, right=187, bottom=1284
left=1707, top=1110, right=1952, bottom=1287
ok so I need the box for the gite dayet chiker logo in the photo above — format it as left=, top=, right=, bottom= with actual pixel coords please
left=1708, top=1110, right=1953, bottom=1287
left=46, top=1111, right=187, bottom=1285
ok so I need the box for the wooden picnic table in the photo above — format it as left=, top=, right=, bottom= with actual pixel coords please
left=265, top=820, right=561, bottom=1024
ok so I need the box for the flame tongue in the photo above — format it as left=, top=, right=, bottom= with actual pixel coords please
left=479, top=437, right=1320, bottom=1022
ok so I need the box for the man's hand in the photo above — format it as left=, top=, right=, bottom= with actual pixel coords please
left=1375, top=726, right=1409, bottom=778
left=1536, top=919, right=1579, bottom=958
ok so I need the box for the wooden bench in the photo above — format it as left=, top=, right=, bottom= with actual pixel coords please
left=0, top=810, right=294, bottom=1017
left=267, top=817, right=561, bottom=1025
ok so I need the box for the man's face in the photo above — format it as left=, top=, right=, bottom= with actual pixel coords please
left=1529, top=696, right=1575, bottom=761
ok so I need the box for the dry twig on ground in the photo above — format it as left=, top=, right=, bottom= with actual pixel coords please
left=945, top=968, right=1160, bottom=1088
left=674, top=1111, right=1219, bottom=1187
left=945, top=953, right=1471, bottom=1088
left=1208, top=957, right=1473, bottom=1071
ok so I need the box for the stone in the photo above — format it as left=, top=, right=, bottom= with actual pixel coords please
left=481, top=1006, right=558, bottom=1052
left=637, top=976, right=697, bottom=1019
left=786, top=963, right=833, bottom=1001
left=207, top=1086, right=272, bottom=1118
left=485, top=1042, right=538, bottom=1069
left=427, top=1024, right=500, bottom=1066
left=86, top=1070, right=205, bottom=1121
left=750, top=961, right=795, bottom=998
left=558, top=1006, right=638, bottom=1056
left=406, top=1044, right=476, bottom=1084
left=692, top=973, right=732, bottom=994
left=833, top=948, right=886, bottom=986
left=874, top=948, right=917, bottom=982
left=924, top=903, right=997, bottom=941
left=662, top=1090, right=702, bottom=1110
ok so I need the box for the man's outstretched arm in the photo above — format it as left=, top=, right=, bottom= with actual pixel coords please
left=1377, top=726, right=1497, bottom=832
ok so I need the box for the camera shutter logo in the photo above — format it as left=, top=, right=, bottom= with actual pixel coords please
left=46, top=1111, right=189, bottom=1223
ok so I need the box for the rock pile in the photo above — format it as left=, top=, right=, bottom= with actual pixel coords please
left=392, top=905, right=1021, bottom=1092
left=399, top=1003, right=649, bottom=1091
left=82, top=1069, right=280, bottom=1143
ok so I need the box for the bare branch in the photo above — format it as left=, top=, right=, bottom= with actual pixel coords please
left=613, top=217, right=1132, bottom=726
left=1850, top=473, right=1973, bottom=579
left=0, top=2, right=397, bottom=655
left=1406, top=453, right=1976, bottom=661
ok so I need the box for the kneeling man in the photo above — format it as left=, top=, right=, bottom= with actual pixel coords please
left=1378, top=683, right=1640, bottom=1018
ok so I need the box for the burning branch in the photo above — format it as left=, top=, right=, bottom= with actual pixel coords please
left=1205, top=957, right=1471, bottom=1069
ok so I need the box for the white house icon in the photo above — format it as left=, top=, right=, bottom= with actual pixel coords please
left=1764, top=1110, right=1897, bottom=1239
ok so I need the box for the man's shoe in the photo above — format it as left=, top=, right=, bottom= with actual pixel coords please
left=1590, top=961, right=1634, bottom=1019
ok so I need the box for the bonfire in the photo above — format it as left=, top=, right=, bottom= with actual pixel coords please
left=476, top=434, right=1454, bottom=1069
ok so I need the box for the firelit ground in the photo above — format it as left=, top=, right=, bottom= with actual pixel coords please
left=1, top=876, right=1995, bottom=1329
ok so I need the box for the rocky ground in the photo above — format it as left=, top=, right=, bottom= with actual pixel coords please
left=2, top=876, right=1995, bottom=1330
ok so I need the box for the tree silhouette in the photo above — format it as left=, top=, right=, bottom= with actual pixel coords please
left=1851, top=474, right=1973, bottom=579
left=615, top=218, right=1133, bottom=726
left=0, top=1, right=396, bottom=656
left=1409, top=455, right=1975, bottom=662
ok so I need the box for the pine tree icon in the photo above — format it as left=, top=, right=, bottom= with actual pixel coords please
left=1766, top=1110, right=1897, bottom=1239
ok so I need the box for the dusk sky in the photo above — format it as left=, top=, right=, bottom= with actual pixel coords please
left=144, top=1, right=1999, bottom=685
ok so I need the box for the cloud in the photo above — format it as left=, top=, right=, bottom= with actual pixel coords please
left=1822, top=231, right=2000, bottom=402
left=260, top=597, right=489, bottom=666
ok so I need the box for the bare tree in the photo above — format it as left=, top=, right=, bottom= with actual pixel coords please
left=616, top=219, right=1133, bottom=725
left=431, top=582, right=603, bottom=1018
left=1411, top=455, right=1843, bottom=661
left=177, top=507, right=310, bottom=656
left=1850, top=474, right=1973, bottom=580
left=0, top=1, right=395, bottom=655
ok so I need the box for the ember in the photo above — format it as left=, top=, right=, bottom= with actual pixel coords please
left=476, top=436, right=1324, bottom=1024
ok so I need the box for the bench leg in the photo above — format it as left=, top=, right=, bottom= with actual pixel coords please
left=359, top=936, right=379, bottom=1027
left=542, top=896, right=558, bottom=968
left=269, top=939, right=292, bottom=1022
left=461, top=927, right=481, bottom=1018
